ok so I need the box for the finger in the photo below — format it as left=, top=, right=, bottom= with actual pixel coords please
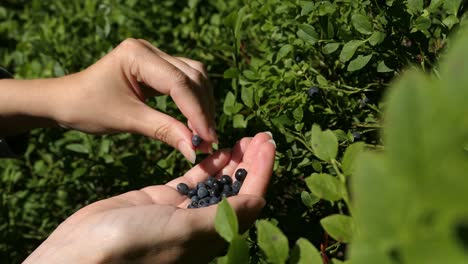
left=129, top=103, right=196, bottom=164
left=180, top=195, right=266, bottom=234
left=218, top=137, right=252, bottom=176
left=177, top=57, right=216, bottom=120
left=238, top=140, right=276, bottom=196
left=136, top=39, right=217, bottom=143
left=166, top=149, right=232, bottom=189
left=119, top=39, right=216, bottom=144
left=188, top=121, right=213, bottom=154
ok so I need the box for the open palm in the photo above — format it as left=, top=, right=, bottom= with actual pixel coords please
left=25, top=132, right=275, bottom=264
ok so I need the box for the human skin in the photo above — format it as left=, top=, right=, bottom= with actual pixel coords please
left=23, top=132, right=276, bottom=264
left=0, top=38, right=217, bottom=162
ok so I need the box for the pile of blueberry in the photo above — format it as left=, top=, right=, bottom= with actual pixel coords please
left=177, top=168, right=248, bottom=208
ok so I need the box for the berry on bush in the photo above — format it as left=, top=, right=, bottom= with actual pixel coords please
left=352, top=132, right=361, bottom=140
left=191, top=135, right=202, bottom=147
left=176, top=183, right=189, bottom=195
left=307, top=86, right=319, bottom=98
left=235, top=168, right=247, bottom=182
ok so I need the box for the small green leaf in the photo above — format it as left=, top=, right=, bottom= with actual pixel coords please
left=347, top=54, right=373, bottom=72
left=442, top=15, right=459, bottom=29
left=311, top=124, right=338, bottom=161
left=406, top=0, right=423, bottom=14
left=369, top=31, right=386, bottom=46
left=276, top=44, right=294, bottom=62
left=223, top=92, right=243, bottom=115
left=443, top=0, right=462, bottom=15
left=233, top=114, right=248, bottom=128
left=290, top=238, right=322, bottom=264
left=412, top=16, right=431, bottom=32
left=293, top=107, right=303, bottom=122
left=256, top=220, right=289, bottom=264
left=226, top=236, right=249, bottom=264
left=342, top=142, right=365, bottom=175
left=320, top=214, right=354, bottom=243
left=215, top=199, right=238, bottom=242
left=297, top=24, right=318, bottom=45
left=377, top=61, right=393, bottom=73
left=351, top=14, right=373, bottom=35
left=224, top=67, right=240, bottom=79
left=66, top=144, right=88, bottom=154
left=340, top=40, right=363, bottom=62
left=318, top=1, right=336, bottom=16
left=322, top=43, right=340, bottom=54
left=241, top=86, right=254, bottom=108
left=305, top=173, right=344, bottom=201
left=301, top=191, right=320, bottom=208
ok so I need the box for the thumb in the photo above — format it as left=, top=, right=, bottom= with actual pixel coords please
left=130, top=103, right=196, bottom=163
left=185, top=195, right=266, bottom=235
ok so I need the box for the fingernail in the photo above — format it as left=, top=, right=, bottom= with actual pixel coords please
left=268, top=139, right=276, bottom=148
left=264, top=131, right=273, bottom=139
left=209, top=127, right=219, bottom=144
left=179, top=141, right=196, bottom=164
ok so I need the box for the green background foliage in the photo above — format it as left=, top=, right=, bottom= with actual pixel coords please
left=0, top=0, right=467, bottom=262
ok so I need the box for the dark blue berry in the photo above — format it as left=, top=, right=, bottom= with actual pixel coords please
left=220, top=175, right=232, bottom=185
left=197, top=182, right=206, bottom=190
left=188, top=200, right=198, bottom=208
left=235, top=168, right=247, bottom=182
left=197, top=187, right=208, bottom=198
left=307, top=87, right=319, bottom=98
left=221, top=191, right=234, bottom=198
left=192, top=135, right=202, bottom=147
left=212, top=181, right=223, bottom=192
left=223, top=184, right=232, bottom=193
left=198, top=197, right=210, bottom=207
left=191, top=196, right=200, bottom=202
left=352, top=132, right=361, bottom=140
left=295, top=56, right=301, bottom=62
left=209, top=197, right=220, bottom=205
left=209, top=188, right=220, bottom=197
left=205, top=176, right=215, bottom=187
left=232, top=181, right=242, bottom=193
left=176, top=183, right=189, bottom=195
left=188, top=189, right=197, bottom=198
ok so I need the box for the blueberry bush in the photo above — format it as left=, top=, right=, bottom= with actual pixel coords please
left=0, top=0, right=467, bottom=262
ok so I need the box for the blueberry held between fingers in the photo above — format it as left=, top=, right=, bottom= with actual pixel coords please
left=191, top=135, right=202, bottom=147
left=177, top=183, right=189, bottom=195
left=235, top=168, right=247, bottom=182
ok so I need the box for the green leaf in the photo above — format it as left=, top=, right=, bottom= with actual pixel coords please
left=224, top=67, right=240, bottom=79
left=318, top=1, right=336, bottom=16
left=342, top=142, right=365, bottom=176
left=297, top=24, right=318, bottom=45
left=406, top=0, right=423, bottom=14
left=369, top=31, right=386, bottom=46
left=293, top=107, right=303, bottom=122
left=233, top=114, right=248, bottom=128
left=241, top=86, right=254, bottom=108
left=339, top=40, right=363, bottom=62
left=442, top=15, right=459, bottom=29
left=276, top=44, right=294, bottom=62
left=226, top=236, right=249, bottom=264
left=223, top=92, right=243, bottom=115
left=443, top=0, right=462, bottom=15
left=377, top=61, right=393, bottom=72
left=301, top=191, right=320, bottom=208
left=65, top=144, right=88, bottom=154
left=305, top=173, right=344, bottom=201
left=322, top=43, right=340, bottom=54
left=256, top=220, right=289, bottom=264
left=320, top=214, right=354, bottom=243
left=290, top=238, right=322, bottom=264
left=311, top=124, right=338, bottom=161
left=347, top=54, right=373, bottom=72
left=351, top=14, right=373, bottom=35
left=215, top=199, right=238, bottom=242
left=412, top=16, right=431, bottom=32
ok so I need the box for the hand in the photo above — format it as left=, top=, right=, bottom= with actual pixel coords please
left=0, top=39, right=216, bottom=162
left=24, top=132, right=276, bottom=264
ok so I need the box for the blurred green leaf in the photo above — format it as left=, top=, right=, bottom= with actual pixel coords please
left=256, top=220, right=289, bottom=264
left=305, top=173, right=344, bottom=201
left=215, top=199, right=238, bottom=243
left=320, top=214, right=354, bottom=243
left=351, top=14, right=373, bottom=35
left=347, top=54, right=373, bottom=72
left=340, top=40, right=363, bottom=62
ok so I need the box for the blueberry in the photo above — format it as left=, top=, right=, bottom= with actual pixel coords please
left=188, top=189, right=197, bottom=198
left=221, top=191, right=234, bottom=198
left=232, top=181, right=242, bottom=193
left=197, top=182, right=206, bottom=190
left=192, top=135, right=203, bottom=147
left=177, top=183, right=189, bottom=195
left=205, top=176, right=215, bottom=187
left=235, top=168, right=247, bottom=182
left=209, top=196, right=220, bottom=205
left=220, top=175, right=232, bottom=185
left=352, top=132, right=361, bottom=140
left=295, top=56, right=301, bottom=62
left=197, top=187, right=209, bottom=198
left=212, top=181, right=223, bottom=192
left=223, top=184, right=232, bottom=193
left=209, top=188, right=220, bottom=197
left=358, top=98, right=369, bottom=108
left=198, top=197, right=210, bottom=207
left=307, top=87, right=319, bottom=98
left=188, top=200, right=198, bottom=208
left=191, top=196, right=200, bottom=202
